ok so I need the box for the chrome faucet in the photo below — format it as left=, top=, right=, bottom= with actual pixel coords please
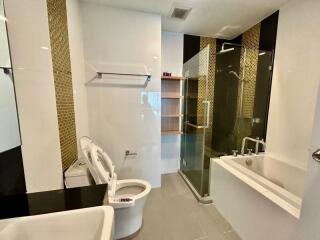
left=241, top=137, right=266, bottom=155
left=232, top=150, right=238, bottom=157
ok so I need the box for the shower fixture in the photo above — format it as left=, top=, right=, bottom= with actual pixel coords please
left=218, top=47, right=235, bottom=54
left=220, top=42, right=247, bottom=120
left=229, top=70, right=243, bottom=81
left=219, top=42, right=242, bottom=54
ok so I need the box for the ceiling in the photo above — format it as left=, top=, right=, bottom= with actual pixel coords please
left=82, top=0, right=289, bottom=39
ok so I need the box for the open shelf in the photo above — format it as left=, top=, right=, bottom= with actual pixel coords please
left=161, top=130, right=183, bottom=135
left=161, top=94, right=183, bottom=99
left=161, top=114, right=183, bottom=118
left=161, top=75, right=184, bottom=135
left=161, top=76, right=185, bottom=81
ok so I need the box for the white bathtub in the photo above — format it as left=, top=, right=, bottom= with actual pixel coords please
left=211, top=154, right=306, bottom=240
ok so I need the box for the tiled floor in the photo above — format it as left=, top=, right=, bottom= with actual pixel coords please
left=133, top=173, right=241, bottom=240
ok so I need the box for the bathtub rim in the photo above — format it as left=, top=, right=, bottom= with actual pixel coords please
left=222, top=155, right=302, bottom=204
left=212, top=157, right=301, bottom=219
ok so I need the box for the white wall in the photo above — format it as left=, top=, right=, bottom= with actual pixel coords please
left=78, top=2, right=162, bottom=187
left=161, top=31, right=184, bottom=174
left=66, top=0, right=89, bottom=156
left=263, top=0, right=320, bottom=238
left=297, top=80, right=320, bottom=240
left=279, top=0, right=320, bottom=238
left=161, top=32, right=184, bottom=76
left=5, top=0, right=63, bottom=192
left=266, top=0, right=320, bottom=170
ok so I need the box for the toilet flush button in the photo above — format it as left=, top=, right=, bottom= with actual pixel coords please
left=119, top=198, right=133, bottom=202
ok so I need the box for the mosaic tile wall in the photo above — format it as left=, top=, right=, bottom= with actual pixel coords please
left=240, top=24, right=261, bottom=119
left=199, top=37, right=216, bottom=150
left=47, top=0, right=78, bottom=170
left=235, top=24, right=261, bottom=148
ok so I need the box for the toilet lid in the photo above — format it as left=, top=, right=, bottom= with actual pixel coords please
left=89, top=143, right=116, bottom=186
left=79, top=136, right=101, bottom=184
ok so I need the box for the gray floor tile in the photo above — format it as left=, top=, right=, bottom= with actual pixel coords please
left=132, top=173, right=241, bottom=240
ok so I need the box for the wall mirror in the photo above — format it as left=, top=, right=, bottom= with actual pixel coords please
left=0, top=0, right=21, bottom=154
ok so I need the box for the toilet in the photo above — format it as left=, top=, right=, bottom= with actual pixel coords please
left=78, top=136, right=151, bottom=240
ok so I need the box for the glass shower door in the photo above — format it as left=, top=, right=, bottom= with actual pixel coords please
left=181, top=46, right=210, bottom=196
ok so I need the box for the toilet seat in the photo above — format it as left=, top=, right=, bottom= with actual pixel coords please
left=110, top=179, right=151, bottom=209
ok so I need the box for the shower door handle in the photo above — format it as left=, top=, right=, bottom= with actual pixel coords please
left=185, top=122, right=207, bottom=129
left=203, top=100, right=210, bottom=128
left=184, top=101, right=210, bottom=129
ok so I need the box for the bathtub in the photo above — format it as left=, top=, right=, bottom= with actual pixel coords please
left=210, top=154, right=306, bottom=240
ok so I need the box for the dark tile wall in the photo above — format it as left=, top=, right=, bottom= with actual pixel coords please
left=212, top=39, right=242, bottom=155
left=251, top=11, right=279, bottom=140
left=183, top=34, right=200, bottom=63
left=0, top=147, right=26, bottom=196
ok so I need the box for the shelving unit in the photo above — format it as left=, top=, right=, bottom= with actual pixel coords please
left=161, top=76, right=184, bottom=135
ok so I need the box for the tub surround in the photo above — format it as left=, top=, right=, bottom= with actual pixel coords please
left=211, top=155, right=301, bottom=240
left=0, top=184, right=107, bottom=220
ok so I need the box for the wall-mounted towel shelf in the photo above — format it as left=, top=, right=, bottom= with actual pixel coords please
left=86, top=71, right=151, bottom=88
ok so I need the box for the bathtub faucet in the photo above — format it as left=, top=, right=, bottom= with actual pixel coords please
left=241, top=137, right=266, bottom=155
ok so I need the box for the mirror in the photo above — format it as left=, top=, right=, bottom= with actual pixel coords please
left=0, top=0, right=21, bottom=153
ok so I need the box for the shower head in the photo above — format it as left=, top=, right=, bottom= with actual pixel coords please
left=218, top=48, right=235, bottom=54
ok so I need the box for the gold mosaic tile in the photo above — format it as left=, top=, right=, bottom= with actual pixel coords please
left=240, top=24, right=261, bottom=119
left=47, top=0, right=77, bottom=171
left=235, top=24, right=261, bottom=148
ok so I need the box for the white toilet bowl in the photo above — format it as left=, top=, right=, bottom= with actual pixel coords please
left=111, top=179, right=150, bottom=239
left=79, top=136, right=151, bottom=240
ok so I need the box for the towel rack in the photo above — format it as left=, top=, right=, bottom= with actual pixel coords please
left=86, top=71, right=151, bottom=88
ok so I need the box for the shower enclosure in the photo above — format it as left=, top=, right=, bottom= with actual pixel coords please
left=180, top=43, right=274, bottom=200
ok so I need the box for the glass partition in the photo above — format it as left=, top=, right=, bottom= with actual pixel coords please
left=181, top=44, right=274, bottom=198
left=181, top=46, right=210, bottom=196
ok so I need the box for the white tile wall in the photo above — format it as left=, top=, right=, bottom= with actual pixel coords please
left=161, top=31, right=184, bottom=174
left=4, top=0, right=63, bottom=192
left=266, top=0, right=320, bottom=170
left=282, top=0, right=320, bottom=238
left=66, top=0, right=89, bottom=156
left=77, top=2, right=162, bottom=187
